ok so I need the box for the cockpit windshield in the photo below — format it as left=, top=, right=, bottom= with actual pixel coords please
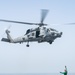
left=26, top=29, right=31, bottom=34
left=50, top=28, right=58, bottom=32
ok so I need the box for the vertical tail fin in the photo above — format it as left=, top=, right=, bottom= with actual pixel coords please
left=5, top=30, right=14, bottom=42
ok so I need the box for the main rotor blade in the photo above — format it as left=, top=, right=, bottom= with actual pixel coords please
left=0, top=19, right=39, bottom=25
left=41, top=9, right=49, bottom=23
left=50, top=23, right=75, bottom=25
left=63, top=23, right=75, bottom=25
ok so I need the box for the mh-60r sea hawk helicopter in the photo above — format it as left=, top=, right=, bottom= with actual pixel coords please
left=0, top=9, right=63, bottom=47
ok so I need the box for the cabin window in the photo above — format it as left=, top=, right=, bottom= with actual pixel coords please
left=43, top=27, right=46, bottom=29
left=32, top=33, right=34, bottom=36
left=22, top=38, right=25, bottom=40
left=47, top=29, right=50, bottom=32
left=27, top=35, right=30, bottom=37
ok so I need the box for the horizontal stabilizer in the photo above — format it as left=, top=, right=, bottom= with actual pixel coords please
left=1, top=38, right=10, bottom=42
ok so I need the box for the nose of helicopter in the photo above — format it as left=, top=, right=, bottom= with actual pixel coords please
left=56, top=32, right=62, bottom=38
left=58, top=32, right=63, bottom=37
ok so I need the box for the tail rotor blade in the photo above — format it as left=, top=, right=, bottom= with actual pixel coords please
left=1, top=25, right=11, bottom=37
left=4, top=25, right=11, bottom=31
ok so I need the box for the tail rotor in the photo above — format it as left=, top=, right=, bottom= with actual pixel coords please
left=2, top=25, right=11, bottom=37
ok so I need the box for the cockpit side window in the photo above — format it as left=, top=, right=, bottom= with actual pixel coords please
left=43, top=27, right=46, bottom=29
left=26, top=29, right=30, bottom=34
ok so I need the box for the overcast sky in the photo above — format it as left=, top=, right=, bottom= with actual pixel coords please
left=0, top=0, right=75, bottom=74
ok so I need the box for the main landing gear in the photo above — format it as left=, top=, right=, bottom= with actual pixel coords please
left=26, top=44, right=29, bottom=47
left=26, top=41, right=29, bottom=47
left=48, top=40, right=53, bottom=44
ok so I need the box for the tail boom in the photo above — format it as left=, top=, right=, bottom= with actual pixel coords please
left=1, top=38, right=10, bottom=42
left=1, top=29, right=14, bottom=43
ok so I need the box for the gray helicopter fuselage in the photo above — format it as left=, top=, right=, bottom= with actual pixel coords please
left=1, top=26, right=62, bottom=47
left=9, top=27, right=62, bottom=44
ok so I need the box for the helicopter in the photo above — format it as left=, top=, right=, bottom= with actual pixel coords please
left=0, top=9, right=63, bottom=47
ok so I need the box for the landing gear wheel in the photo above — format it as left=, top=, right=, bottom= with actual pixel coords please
left=48, top=40, right=53, bottom=44
left=50, top=41, right=52, bottom=44
left=26, top=41, right=29, bottom=47
left=26, top=44, right=29, bottom=47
